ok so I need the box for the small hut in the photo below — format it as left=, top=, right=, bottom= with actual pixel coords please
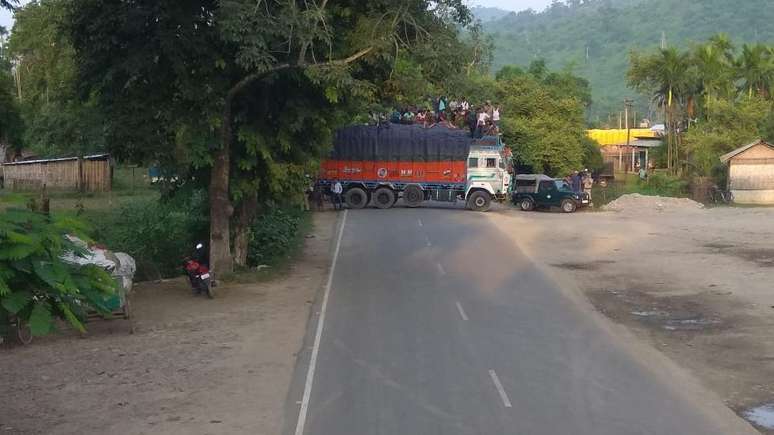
left=1, top=154, right=112, bottom=192
left=720, top=139, right=774, bottom=205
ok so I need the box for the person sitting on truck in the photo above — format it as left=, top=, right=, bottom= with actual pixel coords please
left=476, top=108, right=490, bottom=138
left=466, top=109, right=477, bottom=137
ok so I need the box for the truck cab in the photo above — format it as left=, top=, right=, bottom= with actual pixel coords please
left=464, top=141, right=511, bottom=212
left=512, top=174, right=589, bottom=213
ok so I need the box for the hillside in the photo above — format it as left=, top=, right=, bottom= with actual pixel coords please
left=470, top=6, right=510, bottom=22
left=483, top=0, right=774, bottom=122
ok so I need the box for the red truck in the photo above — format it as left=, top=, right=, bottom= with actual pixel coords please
left=319, top=123, right=511, bottom=212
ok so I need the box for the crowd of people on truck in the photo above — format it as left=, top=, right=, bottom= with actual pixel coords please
left=370, top=96, right=502, bottom=139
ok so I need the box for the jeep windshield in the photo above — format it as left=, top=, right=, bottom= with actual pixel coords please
left=554, top=180, right=572, bottom=192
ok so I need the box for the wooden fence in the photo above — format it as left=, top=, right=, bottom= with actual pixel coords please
left=1, top=154, right=112, bottom=193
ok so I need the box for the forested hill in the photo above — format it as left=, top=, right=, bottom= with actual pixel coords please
left=483, top=0, right=774, bottom=122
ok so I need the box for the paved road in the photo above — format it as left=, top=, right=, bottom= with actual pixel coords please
left=286, top=207, right=754, bottom=435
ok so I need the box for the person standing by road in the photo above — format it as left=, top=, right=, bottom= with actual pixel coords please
left=582, top=170, right=594, bottom=202
left=571, top=171, right=582, bottom=193
left=332, top=180, right=343, bottom=210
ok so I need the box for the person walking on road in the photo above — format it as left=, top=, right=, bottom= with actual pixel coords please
left=332, top=180, right=343, bottom=210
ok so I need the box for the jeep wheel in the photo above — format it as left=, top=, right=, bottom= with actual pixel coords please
left=520, top=198, right=535, bottom=212
left=561, top=199, right=577, bottom=213
left=467, top=191, right=491, bottom=212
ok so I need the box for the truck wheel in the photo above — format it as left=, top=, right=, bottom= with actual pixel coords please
left=404, top=185, right=424, bottom=208
left=373, top=187, right=395, bottom=209
left=561, top=199, right=577, bottom=213
left=344, top=188, right=368, bottom=209
left=467, top=191, right=491, bottom=212
left=520, top=198, right=535, bottom=212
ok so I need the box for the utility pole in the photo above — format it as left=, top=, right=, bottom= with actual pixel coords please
left=624, top=99, right=633, bottom=173
left=661, top=31, right=667, bottom=49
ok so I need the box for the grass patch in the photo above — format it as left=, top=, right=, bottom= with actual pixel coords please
left=593, top=172, right=689, bottom=208
left=229, top=209, right=313, bottom=284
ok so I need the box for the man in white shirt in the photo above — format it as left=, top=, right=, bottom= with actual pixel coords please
left=332, top=180, right=343, bottom=210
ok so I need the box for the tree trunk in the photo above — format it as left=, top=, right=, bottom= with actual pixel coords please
left=209, top=99, right=235, bottom=275
left=233, top=192, right=259, bottom=268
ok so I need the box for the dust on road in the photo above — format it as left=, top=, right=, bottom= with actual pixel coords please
left=0, top=213, right=337, bottom=435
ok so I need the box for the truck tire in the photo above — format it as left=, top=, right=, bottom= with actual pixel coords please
left=561, top=199, right=577, bottom=213
left=403, top=185, right=424, bottom=208
left=344, top=187, right=368, bottom=209
left=467, top=191, right=492, bottom=212
left=373, top=187, right=395, bottom=209
left=520, top=198, right=535, bottom=212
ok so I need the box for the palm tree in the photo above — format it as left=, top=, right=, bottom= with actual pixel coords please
left=692, top=41, right=734, bottom=115
left=737, top=43, right=774, bottom=99
left=628, top=47, right=692, bottom=171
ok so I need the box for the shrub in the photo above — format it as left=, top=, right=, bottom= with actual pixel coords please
left=247, top=208, right=305, bottom=267
left=643, top=173, right=689, bottom=197
left=88, top=191, right=209, bottom=280
left=0, top=207, right=117, bottom=338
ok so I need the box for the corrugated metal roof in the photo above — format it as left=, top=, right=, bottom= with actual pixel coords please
left=2, top=154, right=111, bottom=166
left=720, top=139, right=774, bottom=163
left=587, top=129, right=662, bottom=146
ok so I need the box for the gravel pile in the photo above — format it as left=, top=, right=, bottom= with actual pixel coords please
left=602, top=193, right=705, bottom=213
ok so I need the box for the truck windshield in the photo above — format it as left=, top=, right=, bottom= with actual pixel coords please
left=554, top=180, right=571, bottom=191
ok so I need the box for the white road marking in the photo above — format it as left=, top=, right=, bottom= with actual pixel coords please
left=294, top=210, right=348, bottom=435
left=436, top=263, right=446, bottom=276
left=489, top=369, right=513, bottom=408
left=455, top=301, right=469, bottom=321
left=418, top=218, right=423, bottom=227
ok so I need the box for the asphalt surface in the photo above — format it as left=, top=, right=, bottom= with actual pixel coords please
left=285, top=206, right=754, bottom=435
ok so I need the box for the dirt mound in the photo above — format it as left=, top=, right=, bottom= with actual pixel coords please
left=602, top=193, right=705, bottom=213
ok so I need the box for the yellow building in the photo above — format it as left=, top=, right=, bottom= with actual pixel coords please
left=587, top=129, right=663, bottom=173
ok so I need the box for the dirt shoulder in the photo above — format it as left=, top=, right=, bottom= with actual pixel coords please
left=0, top=212, right=338, bottom=435
left=488, top=204, right=774, bottom=433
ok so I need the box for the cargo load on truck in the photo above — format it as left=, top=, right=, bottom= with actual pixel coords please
left=319, top=123, right=511, bottom=212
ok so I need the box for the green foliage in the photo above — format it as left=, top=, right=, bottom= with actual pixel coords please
left=6, top=0, right=105, bottom=157
left=483, top=0, right=774, bottom=120
left=495, top=67, right=589, bottom=176
left=594, top=173, right=689, bottom=207
left=88, top=191, right=209, bottom=280
left=0, top=206, right=117, bottom=337
left=581, top=136, right=604, bottom=172
left=246, top=208, right=306, bottom=267
left=684, top=97, right=772, bottom=177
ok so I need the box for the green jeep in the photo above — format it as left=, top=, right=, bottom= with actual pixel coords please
left=511, top=174, right=590, bottom=213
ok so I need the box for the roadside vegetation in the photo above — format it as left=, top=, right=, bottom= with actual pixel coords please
left=627, top=35, right=774, bottom=191
left=482, top=0, right=774, bottom=121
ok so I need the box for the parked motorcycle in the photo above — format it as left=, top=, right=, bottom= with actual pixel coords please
left=184, top=243, right=214, bottom=299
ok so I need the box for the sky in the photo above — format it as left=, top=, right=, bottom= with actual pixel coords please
left=1, top=0, right=553, bottom=33
left=471, top=0, right=554, bottom=12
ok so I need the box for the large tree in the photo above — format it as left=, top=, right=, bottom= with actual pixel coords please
left=68, top=0, right=473, bottom=272
left=628, top=47, right=692, bottom=171
left=7, top=0, right=104, bottom=157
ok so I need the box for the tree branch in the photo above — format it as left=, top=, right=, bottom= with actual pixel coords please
left=229, top=46, right=374, bottom=105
